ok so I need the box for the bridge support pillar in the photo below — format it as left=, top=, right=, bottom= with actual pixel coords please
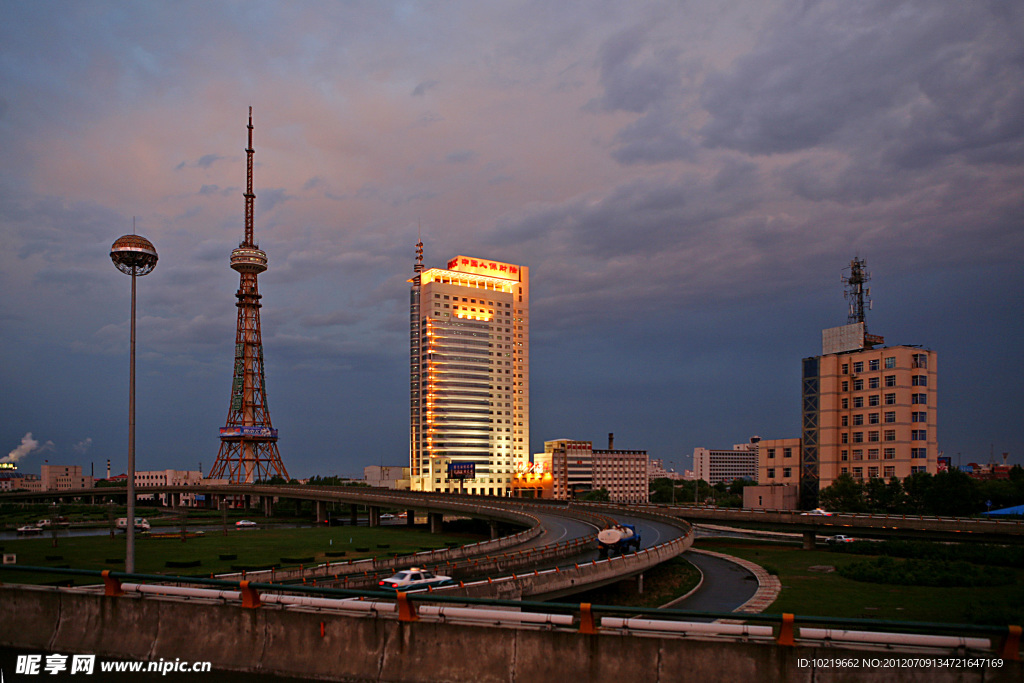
left=296, top=499, right=303, bottom=516
left=406, top=510, right=416, bottom=526
left=368, top=506, right=381, bottom=527
left=263, top=497, right=273, bottom=518
left=489, top=520, right=499, bottom=540
left=429, top=513, right=443, bottom=534
left=802, top=531, right=816, bottom=550
left=315, top=501, right=326, bottom=524
left=350, top=504, right=358, bottom=526
left=637, top=572, right=644, bottom=594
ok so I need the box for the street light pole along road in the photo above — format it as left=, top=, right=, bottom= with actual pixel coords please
left=110, top=233, right=158, bottom=573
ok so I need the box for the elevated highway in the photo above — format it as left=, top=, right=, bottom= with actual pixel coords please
left=0, top=485, right=693, bottom=601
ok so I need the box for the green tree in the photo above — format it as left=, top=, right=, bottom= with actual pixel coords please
left=925, top=469, right=980, bottom=517
left=819, top=473, right=866, bottom=513
left=864, top=476, right=905, bottom=512
left=901, top=471, right=933, bottom=513
left=580, top=488, right=610, bottom=502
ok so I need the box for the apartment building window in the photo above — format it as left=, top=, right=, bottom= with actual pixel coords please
left=853, top=379, right=864, bottom=391
left=853, top=467, right=863, bottom=479
left=868, top=448, right=879, bottom=460
left=884, top=375, right=897, bottom=387
left=869, top=395, right=880, bottom=407
left=842, top=381, right=849, bottom=392
left=912, top=393, right=927, bottom=405
left=869, top=466, right=879, bottom=479
left=841, top=467, right=849, bottom=475
left=868, top=431, right=879, bottom=442
left=869, top=359, right=880, bottom=371
left=767, top=448, right=775, bottom=459
left=841, top=398, right=849, bottom=409
left=869, top=377, right=880, bottom=389
left=912, top=429, right=927, bottom=441
left=853, top=414, right=864, bottom=426
left=885, top=393, right=896, bottom=405
left=869, top=413, right=880, bottom=425
left=853, top=450, right=863, bottom=461
left=841, top=363, right=849, bottom=374
left=884, top=429, right=896, bottom=441
left=767, top=468, right=775, bottom=478
left=784, top=447, right=792, bottom=458
left=912, top=353, right=928, bottom=369
left=884, top=466, right=895, bottom=478
left=911, top=448, right=927, bottom=459
left=841, top=450, right=849, bottom=461
left=841, top=415, right=848, bottom=427
left=912, top=375, right=928, bottom=386
left=884, top=411, right=896, bottom=423
left=885, top=356, right=896, bottom=369
left=911, top=466, right=927, bottom=473
left=884, top=448, right=895, bottom=460
left=841, top=433, right=849, bottom=444
left=854, top=396, right=864, bottom=408
left=783, top=468, right=792, bottom=478
left=853, top=361, right=864, bottom=373
left=853, top=432, right=864, bottom=443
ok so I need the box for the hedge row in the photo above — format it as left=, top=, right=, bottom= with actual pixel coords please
left=829, top=540, right=1024, bottom=567
left=838, top=556, right=1015, bottom=587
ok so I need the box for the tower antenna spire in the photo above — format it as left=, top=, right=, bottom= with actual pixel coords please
left=842, top=256, right=871, bottom=324
left=414, top=221, right=424, bottom=273
left=210, top=108, right=289, bottom=484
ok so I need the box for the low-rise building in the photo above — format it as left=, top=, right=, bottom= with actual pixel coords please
left=40, top=465, right=93, bottom=491
left=692, top=438, right=760, bottom=485
left=364, top=465, right=410, bottom=489
left=529, top=434, right=649, bottom=504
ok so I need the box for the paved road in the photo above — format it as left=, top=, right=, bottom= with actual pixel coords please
left=672, top=551, right=758, bottom=616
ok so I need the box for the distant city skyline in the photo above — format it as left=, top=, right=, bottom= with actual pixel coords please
left=1, top=1, right=1021, bottom=478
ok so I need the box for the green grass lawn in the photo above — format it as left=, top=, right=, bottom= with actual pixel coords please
left=697, top=538, right=1024, bottom=626
left=1, top=525, right=486, bottom=586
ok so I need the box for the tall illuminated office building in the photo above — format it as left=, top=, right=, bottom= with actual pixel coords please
left=409, top=245, right=529, bottom=496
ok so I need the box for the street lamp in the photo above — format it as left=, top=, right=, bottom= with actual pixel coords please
left=110, top=233, right=158, bottom=573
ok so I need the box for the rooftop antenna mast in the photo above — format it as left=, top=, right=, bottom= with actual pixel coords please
left=842, top=256, right=872, bottom=324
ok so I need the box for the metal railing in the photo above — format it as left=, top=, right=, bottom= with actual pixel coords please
left=1, top=565, right=1019, bottom=660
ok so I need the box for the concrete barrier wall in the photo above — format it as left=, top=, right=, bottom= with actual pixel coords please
left=0, top=585, right=1017, bottom=683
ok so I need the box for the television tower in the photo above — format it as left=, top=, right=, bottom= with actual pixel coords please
left=842, top=256, right=872, bottom=324
left=209, top=108, right=289, bottom=483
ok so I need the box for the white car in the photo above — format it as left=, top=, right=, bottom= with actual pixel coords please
left=826, top=535, right=854, bottom=544
left=235, top=519, right=258, bottom=528
left=378, top=568, right=453, bottom=591
left=800, top=508, right=834, bottom=516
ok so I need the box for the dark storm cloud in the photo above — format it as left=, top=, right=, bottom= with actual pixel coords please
left=590, top=25, right=681, bottom=114
left=700, top=1, right=1024, bottom=164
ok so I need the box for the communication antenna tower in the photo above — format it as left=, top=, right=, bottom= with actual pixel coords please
left=842, top=256, right=872, bottom=324
left=209, top=108, right=289, bottom=484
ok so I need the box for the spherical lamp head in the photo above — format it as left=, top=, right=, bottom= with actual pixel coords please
left=110, top=235, right=158, bottom=276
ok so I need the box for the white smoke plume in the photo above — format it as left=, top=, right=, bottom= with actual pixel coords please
left=2, top=432, right=53, bottom=463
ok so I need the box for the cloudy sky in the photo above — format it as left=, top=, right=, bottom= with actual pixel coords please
left=1, top=1, right=1022, bottom=479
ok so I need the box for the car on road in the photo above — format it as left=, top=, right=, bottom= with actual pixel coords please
left=235, top=519, right=258, bottom=528
left=825, top=535, right=854, bottom=544
left=378, top=568, right=453, bottom=591
left=800, top=508, right=834, bottom=516
left=380, top=513, right=395, bottom=520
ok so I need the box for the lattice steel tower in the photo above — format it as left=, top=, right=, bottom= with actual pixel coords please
left=209, top=108, right=289, bottom=483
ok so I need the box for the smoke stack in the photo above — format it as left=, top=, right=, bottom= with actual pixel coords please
left=107, top=459, right=111, bottom=479
left=608, top=433, right=614, bottom=450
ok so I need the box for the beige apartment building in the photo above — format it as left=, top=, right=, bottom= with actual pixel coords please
left=409, top=252, right=529, bottom=496
left=757, top=322, right=938, bottom=506
left=536, top=437, right=649, bottom=504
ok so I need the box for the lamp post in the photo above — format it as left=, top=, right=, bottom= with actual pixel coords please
left=110, top=233, right=158, bottom=573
